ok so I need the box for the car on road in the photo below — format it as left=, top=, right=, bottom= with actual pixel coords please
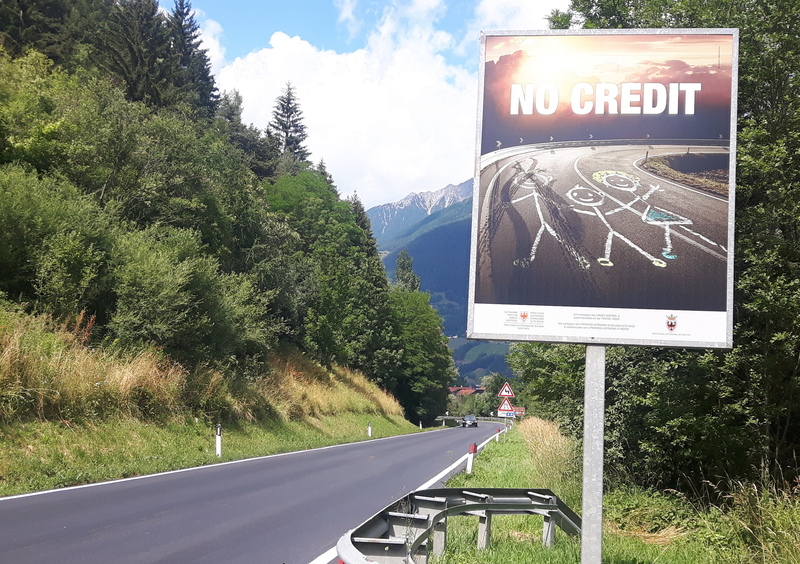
left=460, top=415, right=478, bottom=428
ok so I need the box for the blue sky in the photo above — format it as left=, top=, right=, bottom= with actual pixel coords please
left=162, top=0, right=570, bottom=208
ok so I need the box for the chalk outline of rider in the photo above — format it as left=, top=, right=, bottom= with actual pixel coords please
left=566, top=184, right=667, bottom=268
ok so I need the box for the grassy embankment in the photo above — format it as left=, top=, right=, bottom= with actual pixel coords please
left=434, top=418, right=800, bottom=563
left=640, top=152, right=729, bottom=197
left=0, top=304, right=417, bottom=497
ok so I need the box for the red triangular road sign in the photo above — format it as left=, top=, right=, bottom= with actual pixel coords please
left=498, top=398, right=513, bottom=412
left=498, top=382, right=515, bottom=398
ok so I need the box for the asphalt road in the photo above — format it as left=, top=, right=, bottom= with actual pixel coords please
left=0, top=424, right=500, bottom=564
left=475, top=142, right=730, bottom=311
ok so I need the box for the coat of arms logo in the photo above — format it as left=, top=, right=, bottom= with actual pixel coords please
left=666, top=314, right=677, bottom=332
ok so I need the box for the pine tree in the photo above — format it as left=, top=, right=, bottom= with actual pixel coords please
left=395, top=250, right=421, bottom=292
left=348, top=193, right=378, bottom=257
left=169, top=0, right=218, bottom=116
left=269, top=82, right=310, bottom=162
left=95, top=0, right=178, bottom=108
left=216, top=90, right=279, bottom=179
left=0, top=0, right=75, bottom=63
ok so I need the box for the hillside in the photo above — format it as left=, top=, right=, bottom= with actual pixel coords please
left=0, top=39, right=455, bottom=425
left=0, top=303, right=417, bottom=495
left=369, top=189, right=513, bottom=383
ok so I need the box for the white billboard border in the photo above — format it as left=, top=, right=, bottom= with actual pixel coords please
left=466, top=28, right=739, bottom=349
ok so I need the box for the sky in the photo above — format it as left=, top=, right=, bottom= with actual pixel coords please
left=159, top=0, right=571, bottom=208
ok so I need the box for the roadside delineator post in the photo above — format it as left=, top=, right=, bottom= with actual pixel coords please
left=495, top=428, right=501, bottom=442
left=215, top=424, right=222, bottom=457
left=466, top=443, right=477, bottom=474
left=367, top=422, right=372, bottom=438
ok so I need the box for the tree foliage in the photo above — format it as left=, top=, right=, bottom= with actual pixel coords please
left=168, top=0, right=218, bottom=116
left=269, top=82, right=311, bottom=163
left=394, top=250, right=421, bottom=292
left=0, top=10, right=457, bottom=423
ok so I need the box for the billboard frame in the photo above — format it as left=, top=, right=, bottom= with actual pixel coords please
left=467, top=28, right=739, bottom=349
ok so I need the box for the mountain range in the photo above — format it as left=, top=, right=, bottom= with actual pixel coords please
left=368, top=180, right=472, bottom=336
left=368, top=180, right=473, bottom=244
left=367, top=180, right=511, bottom=385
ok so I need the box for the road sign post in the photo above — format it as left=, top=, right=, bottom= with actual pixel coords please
left=582, top=346, right=606, bottom=564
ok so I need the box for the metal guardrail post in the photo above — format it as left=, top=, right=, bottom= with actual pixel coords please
left=413, top=495, right=448, bottom=555
left=464, top=490, right=493, bottom=549
left=337, top=488, right=581, bottom=563
left=543, top=513, right=556, bottom=547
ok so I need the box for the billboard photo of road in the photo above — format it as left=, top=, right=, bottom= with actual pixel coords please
left=468, top=30, right=738, bottom=347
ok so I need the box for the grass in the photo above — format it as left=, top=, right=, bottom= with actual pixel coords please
left=0, top=305, right=405, bottom=424
left=640, top=154, right=729, bottom=197
left=432, top=418, right=800, bottom=564
left=0, top=303, right=418, bottom=496
left=0, top=413, right=416, bottom=496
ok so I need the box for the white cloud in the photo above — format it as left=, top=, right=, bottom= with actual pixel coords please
left=213, top=7, right=477, bottom=209
left=334, top=0, right=361, bottom=38
left=200, top=0, right=571, bottom=209
left=456, top=0, right=571, bottom=57
left=472, top=0, right=569, bottom=30
left=198, top=18, right=227, bottom=75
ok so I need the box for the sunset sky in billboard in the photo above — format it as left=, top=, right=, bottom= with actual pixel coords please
left=480, top=33, right=735, bottom=153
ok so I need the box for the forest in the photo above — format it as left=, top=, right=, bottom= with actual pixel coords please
left=0, top=0, right=455, bottom=426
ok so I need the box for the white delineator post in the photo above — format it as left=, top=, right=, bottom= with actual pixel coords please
left=466, top=443, right=477, bottom=474
left=215, top=424, right=222, bottom=458
left=581, top=345, right=606, bottom=564
left=367, top=422, right=372, bottom=438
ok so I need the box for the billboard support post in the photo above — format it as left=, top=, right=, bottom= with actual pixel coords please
left=581, top=345, right=606, bottom=564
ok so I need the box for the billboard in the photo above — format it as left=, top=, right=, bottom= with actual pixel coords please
left=467, top=29, right=738, bottom=348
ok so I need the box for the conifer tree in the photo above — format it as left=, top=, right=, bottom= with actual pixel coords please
left=347, top=193, right=378, bottom=258
left=96, top=0, right=178, bottom=108
left=269, top=82, right=310, bottom=162
left=395, top=250, right=421, bottom=292
left=169, top=0, right=218, bottom=116
left=0, top=0, right=70, bottom=59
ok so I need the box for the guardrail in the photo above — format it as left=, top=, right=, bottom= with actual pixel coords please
left=435, top=416, right=514, bottom=426
left=336, top=487, right=581, bottom=563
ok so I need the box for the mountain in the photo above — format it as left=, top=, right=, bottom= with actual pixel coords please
left=368, top=179, right=473, bottom=245
left=381, top=197, right=472, bottom=335
left=368, top=182, right=513, bottom=385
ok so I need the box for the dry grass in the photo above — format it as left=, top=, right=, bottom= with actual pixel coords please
left=263, top=349, right=404, bottom=420
left=0, top=309, right=186, bottom=420
left=606, top=521, right=690, bottom=546
left=517, top=416, right=581, bottom=506
left=0, top=305, right=404, bottom=425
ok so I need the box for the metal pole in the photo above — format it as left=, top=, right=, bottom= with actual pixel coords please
left=581, top=345, right=606, bottom=564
